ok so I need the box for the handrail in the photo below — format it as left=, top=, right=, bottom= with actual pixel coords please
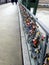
left=20, top=3, right=49, bottom=36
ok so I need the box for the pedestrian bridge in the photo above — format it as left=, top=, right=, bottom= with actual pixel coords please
left=0, top=2, right=49, bottom=65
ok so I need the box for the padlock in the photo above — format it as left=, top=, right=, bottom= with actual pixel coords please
left=43, top=53, right=49, bottom=65
left=46, top=54, right=49, bottom=65
left=31, top=52, right=37, bottom=59
left=27, top=28, right=37, bottom=44
left=41, top=35, right=45, bottom=41
left=35, top=48, right=40, bottom=54
left=33, top=39, right=38, bottom=47
left=32, top=32, right=40, bottom=47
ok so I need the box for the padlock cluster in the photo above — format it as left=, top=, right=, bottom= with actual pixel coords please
left=43, top=53, right=49, bottom=65
left=19, top=4, right=47, bottom=65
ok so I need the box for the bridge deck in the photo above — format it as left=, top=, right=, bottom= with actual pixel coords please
left=0, top=3, right=22, bottom=65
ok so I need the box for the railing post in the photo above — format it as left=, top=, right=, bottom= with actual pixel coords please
left=33, top=0, right=39, bottom=15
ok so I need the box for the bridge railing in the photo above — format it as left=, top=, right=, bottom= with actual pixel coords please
left=18, top=3, right=49, bottom=65
left=20, top=3, right=49, bottom=36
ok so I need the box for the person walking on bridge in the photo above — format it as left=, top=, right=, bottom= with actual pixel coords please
left=11, top=0, right=18, bottom=4
left=11, top=0, right=14, bottom=4
left=15, top=0, right=18, bottom=4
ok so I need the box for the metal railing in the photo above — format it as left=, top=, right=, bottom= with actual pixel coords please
left=19, top=3, right=49, bottom=65
left=20, top=3, right=49, bottom=36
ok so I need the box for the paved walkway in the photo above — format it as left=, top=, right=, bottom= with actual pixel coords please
left=0, top=3, right=22, bottom=65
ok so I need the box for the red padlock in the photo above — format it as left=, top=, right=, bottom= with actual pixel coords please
left=33, top=38, right=38, bottom=46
